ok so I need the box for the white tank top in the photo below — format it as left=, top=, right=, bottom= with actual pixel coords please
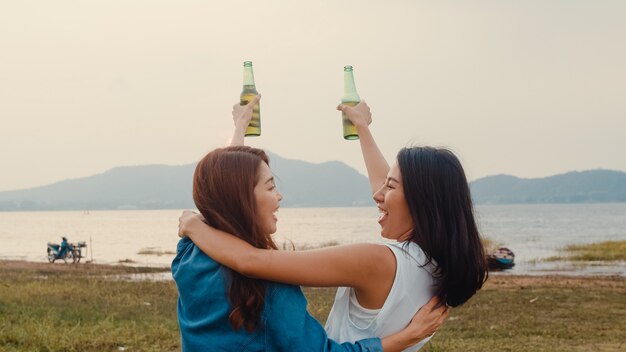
left=325, top=241, right=436, bottom=352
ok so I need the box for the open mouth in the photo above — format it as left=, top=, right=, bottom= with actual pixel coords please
left=377, top=205, right=388, bottom=222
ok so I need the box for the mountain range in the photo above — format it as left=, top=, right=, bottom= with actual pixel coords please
left=470, top=169, right=626, bottom=204
left=0, top=153, right=624, bottom=211
left=0, top=152, right=373, bottom=211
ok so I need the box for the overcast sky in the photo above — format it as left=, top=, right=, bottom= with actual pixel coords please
left=1, top=1, right=625, bottom=191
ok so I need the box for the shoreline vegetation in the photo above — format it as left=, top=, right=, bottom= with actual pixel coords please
left=546, top=240, right=626, bottom=262
left=137, top=247, right=177, bottom=256
left=0, top=260, right=624, bottom=351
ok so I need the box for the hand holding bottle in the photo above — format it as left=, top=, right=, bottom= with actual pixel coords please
left=341, top=65, right=361, bottom=140
left=230, top=94, right=261, bottom=146
left=337, top=100, right=372, bottom=130
left=232, top=94, right=261, bottom=130
left=240, top=61, right=261, bottom=136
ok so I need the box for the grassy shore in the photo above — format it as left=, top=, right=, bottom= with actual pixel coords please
left=547, top=240, right=626, bottom=262
left=1, top=260, right=624, bottom=352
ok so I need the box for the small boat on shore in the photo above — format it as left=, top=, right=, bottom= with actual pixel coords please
left=487, top=247, right=515, bottom=270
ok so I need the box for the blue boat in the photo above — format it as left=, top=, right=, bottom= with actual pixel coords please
left=487, top=247, right=515, bottom=270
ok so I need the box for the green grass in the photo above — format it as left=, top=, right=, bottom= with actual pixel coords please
left=1, top=261, right=624, bottom=351
left=305, top=277, right=626, bottom=352
left=547, top=240, right=626, bottom=262
left=0, top=262, right=178, bottom=352
left=420, top=277, right=626, bottom=351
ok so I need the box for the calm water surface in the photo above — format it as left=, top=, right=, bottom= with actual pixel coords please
left=1, top=204, right=624, bottom=275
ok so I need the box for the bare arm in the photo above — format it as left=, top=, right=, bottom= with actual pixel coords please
left=228, top=94, right=261, bottom=146
left=178, top=211, right=394, bottom=291
left=381, top=296, right=448, bottom=351
left=179, top=215, right=448, bottom=350
left=338, top=101, right=389, bottom=194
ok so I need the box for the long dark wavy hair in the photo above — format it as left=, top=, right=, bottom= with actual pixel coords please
left=397, top=146, right=488, bottom=307
left=192, top=146, right=277, bottom=332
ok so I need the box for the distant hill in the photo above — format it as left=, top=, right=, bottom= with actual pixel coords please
left=0, top=152, right=373, bottom=211
left=2, top=159, right=624, bottom=211
left=266, top=152, right=372, bottom=207
left=470, top=169, right=626, bottom=204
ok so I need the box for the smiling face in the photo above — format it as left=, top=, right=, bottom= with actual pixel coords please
left=373, top=162, right=414, bottom=241
left=254, top=162, right=282, bottom=235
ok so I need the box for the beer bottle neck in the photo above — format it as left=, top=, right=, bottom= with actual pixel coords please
left=343, top=70, right=359, bottom=101
left=243, top=67, right=256, bottom=86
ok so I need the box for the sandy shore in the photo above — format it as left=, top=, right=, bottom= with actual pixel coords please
left=486, top=272, right=625, bottom=289
left=2, top=259, right=624, bottom=288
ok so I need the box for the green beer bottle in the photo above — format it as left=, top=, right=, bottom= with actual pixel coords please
left=341, top=65, right=360, bottom=140
left=240, top=61, right=260, bottom=136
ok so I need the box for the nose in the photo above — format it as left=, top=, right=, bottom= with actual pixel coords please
left=277, top=191, right=283, bottom=202
left=372, top=183, right=385, bottom=203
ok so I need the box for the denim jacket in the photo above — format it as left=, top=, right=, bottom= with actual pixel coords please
left=172, top=238, right=382, bottom=352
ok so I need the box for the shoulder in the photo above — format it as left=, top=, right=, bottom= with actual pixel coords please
left=265, top=282, right=306, bottom=308
left=385, top=241, right=435, bottom=267
left=341, top=243, right=396, bottom=277
left=263, top=283, right=310, bottom=330
left=341, top=242, right=395, bottom=260
left=175, top=237, right=194, bottom=255
left=172, top=238, right=221, bottom=279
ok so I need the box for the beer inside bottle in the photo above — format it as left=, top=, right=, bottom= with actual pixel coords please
left=341, top=65, right=360, bottom=140
left=240, top=61, right=260, bottom=136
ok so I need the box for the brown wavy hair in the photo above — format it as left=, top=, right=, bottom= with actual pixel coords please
left=192, top=146, right=277, bottom=332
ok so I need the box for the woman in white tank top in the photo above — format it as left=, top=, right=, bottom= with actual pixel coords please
left=325, top=242, right=436, bottom=352
left=179, top=100, right=488, bottom=351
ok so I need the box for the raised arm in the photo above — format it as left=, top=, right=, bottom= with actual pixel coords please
left=337, top=101, right=390, bottom=194
left=178, top=211, right=395, bottom=293
left=229, top=94, right=261, bottom=146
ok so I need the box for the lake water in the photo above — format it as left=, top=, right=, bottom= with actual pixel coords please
left=1, top=204, right=625, bottom=276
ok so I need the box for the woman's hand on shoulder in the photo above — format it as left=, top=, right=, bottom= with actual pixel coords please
left=337, top=100, right=372, bottom=129
left=406, top=296, right=449, bottom=343
left=178, top=210, right=206, bottom=238
left=381, top=296, right=448, bottom=352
